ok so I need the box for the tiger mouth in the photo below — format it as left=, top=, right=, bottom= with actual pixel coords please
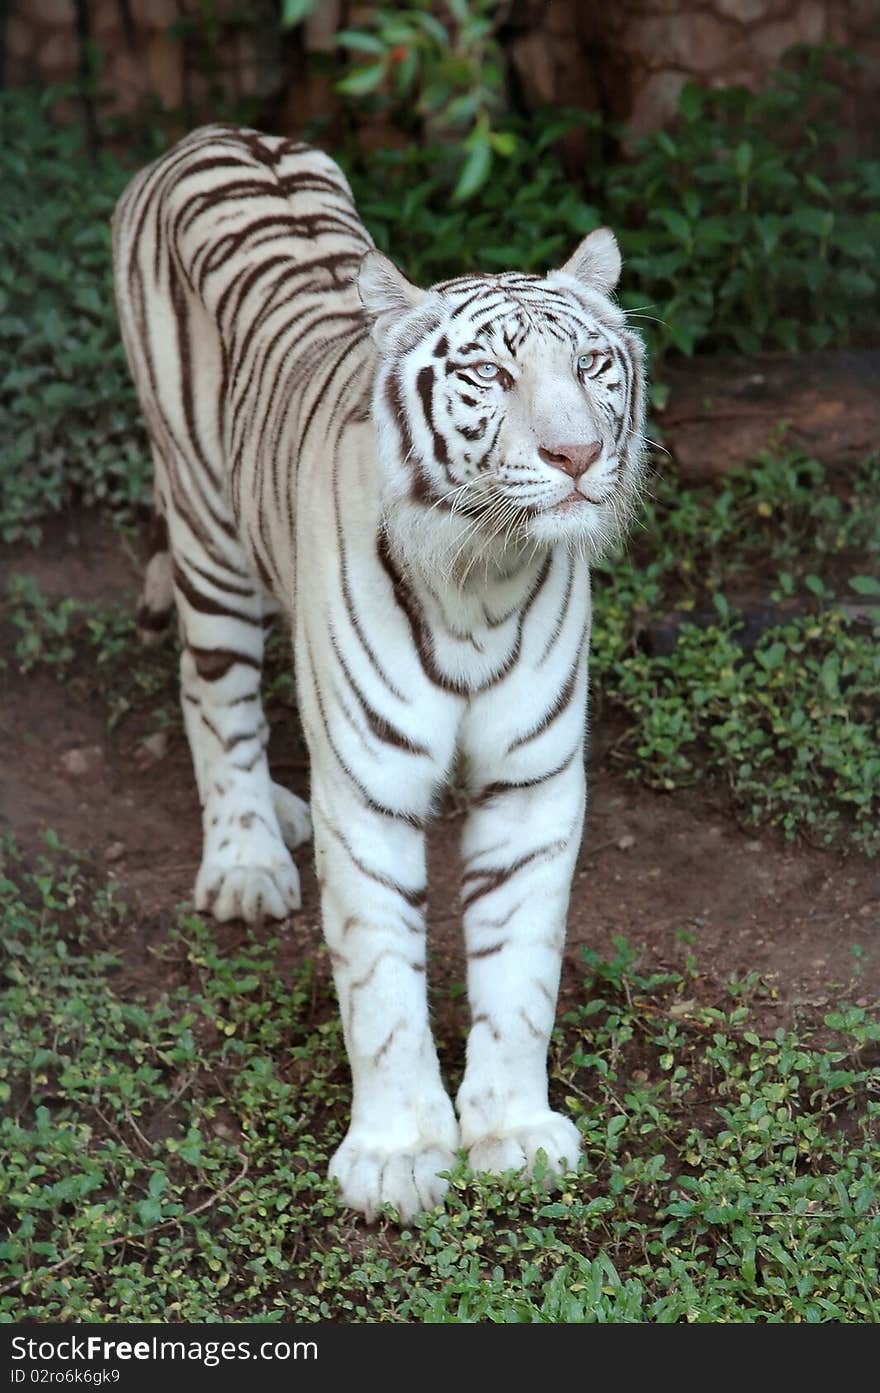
left=552, top=490, right=601, bottom=510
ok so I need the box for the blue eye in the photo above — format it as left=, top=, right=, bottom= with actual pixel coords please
left=475, top=362, right=500, bottom=380
left=577, top=352, right=597, bottom=373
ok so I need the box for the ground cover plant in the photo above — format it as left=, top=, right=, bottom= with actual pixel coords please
left=590, top=444, right=880, bottom=855
left=0, top=843, right=878, bottom=1322
left=0, top=93, right=149, bottom=546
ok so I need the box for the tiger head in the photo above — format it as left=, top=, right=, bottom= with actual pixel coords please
left=359, top=229, right=646, bottom=574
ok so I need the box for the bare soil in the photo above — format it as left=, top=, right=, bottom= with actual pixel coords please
left=2, top=511, right=878, bottom=1020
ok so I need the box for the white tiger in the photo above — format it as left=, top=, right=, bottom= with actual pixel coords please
left=112, top=125, right=646, bottom=1222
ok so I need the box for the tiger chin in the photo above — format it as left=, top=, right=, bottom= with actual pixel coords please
left=112, top=125, right=647, bottom=1224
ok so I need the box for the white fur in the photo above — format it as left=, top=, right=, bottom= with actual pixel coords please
left=112, top=126, right=646, bottom=1223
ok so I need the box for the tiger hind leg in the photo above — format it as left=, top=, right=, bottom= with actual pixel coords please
left=271, top=782, right=312, bottom=851
left=177, top=602, right=311, bottom=865
left=136, top=501, right=175, bottom=646
left=170, top=526, right=306, bottom=923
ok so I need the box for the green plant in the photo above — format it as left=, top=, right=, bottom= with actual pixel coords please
left=4, top=575, right=175, bottom=729
left=3, top=48, right=877, bottom=542
left=344, top=108, right=601, bottom=280
left=0, top=91, right=150, bottom=545
left=1, top=838, right=877, bottom=1321
left=335, top=0, right=507, bottom=200
left=608, top=49, right=880, bottom=357
left=339, top=45, right=878, bottom=363
left=589, top=444, right=880, bottom=854
left=3, top=574, right=302, bottom=737
left=603, top=610, right=879, bottom=852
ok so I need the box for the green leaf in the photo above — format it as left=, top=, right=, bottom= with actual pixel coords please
left=756, top=641, right=786, bottom=670
left=735, top=141, right=753, bottom=179
left=335, top=30, right=386, bottom=55
left=804, top=172, right=832, bottom=202
left=489, top=130, right=518, bottom=158
left=849, top=574, right=880, bottom=596
left=791, top=207, right=835, bottom=239
left=136, top=1199, right=163, bottom=1226
left=336, top=62, right=387, bottom=97
left=148, top=1169, right=167, bottom=1199
left=656, top=208, right=692, bottom=247
left=443, top=93, right=480, bottom=126
left=280, top=0, right=318, bottom=27
left=678, top=82, right=705, bottom=123
left=453, top=139, right=492, bottom=203
left=378, top=20, right=418, bottom=45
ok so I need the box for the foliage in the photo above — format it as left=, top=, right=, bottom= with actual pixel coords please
left=280, top=0, right=320, bottom=28
left=334, top=0, right=507, bottom=201
left=3, top=572, right=298, bottom=736
left=1, top=49, right=877, bottom=540
left=607, top=50, right=880, bottom=357
left=344, top=111, right=601, bottom=281
left=590, top=445, right=880, bottom=855
left=4, top=574, right=176, bottom=731
left=603, top=610, right=879, bottom=853
left=1, top=842, right=877, bottom=1322
left=342, top=47, right=879, bottom=362
left=0, top=91, right=149, bottom=546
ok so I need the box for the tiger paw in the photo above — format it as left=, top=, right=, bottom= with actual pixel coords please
left=329, top=1131, right=457, bottom=1223
left=271, top=782, right=312, bottom=849
left=194, top=855, right=301, bottom=922
left=466, top=1111, right=581, bottom=1179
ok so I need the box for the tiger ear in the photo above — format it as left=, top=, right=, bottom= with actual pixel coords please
left=559, top=227, right=621, bottom=294
left=357, top=249, right=426, bottom=340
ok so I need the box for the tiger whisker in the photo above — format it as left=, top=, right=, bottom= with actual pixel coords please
left=643, top=435, right=671, bottom=459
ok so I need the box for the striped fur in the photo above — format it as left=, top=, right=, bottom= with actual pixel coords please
left=112, top=125, right=646, bottom=1221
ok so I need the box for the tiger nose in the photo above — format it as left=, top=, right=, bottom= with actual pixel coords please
left=538, top=441, right=603, bottom=479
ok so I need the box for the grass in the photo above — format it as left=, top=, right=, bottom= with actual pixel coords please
left=1, top=840, right=878, bottom=1322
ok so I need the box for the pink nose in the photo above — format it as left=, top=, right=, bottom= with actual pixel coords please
left=539, top=441, right=602, bottom=479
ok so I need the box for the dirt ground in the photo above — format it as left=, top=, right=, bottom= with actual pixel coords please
left=2, top=512, right=878, bottom=1018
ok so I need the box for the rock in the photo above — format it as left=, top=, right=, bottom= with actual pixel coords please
left=661, top=350, right=880, bottom=481
left=105, top=842, right=126, bottom=863
left=141, top=732, right=168, bottom=761
left=61, top=746, right=103, bottom=778
left=617, top=834, right=636, bottom=851
left=716, top=0, right=771, bottom=19
left=838, top=603, right=880, bottom=629
left=640, top=600, right=805, bottom=658
left=627, top=69, right=689, bottom=138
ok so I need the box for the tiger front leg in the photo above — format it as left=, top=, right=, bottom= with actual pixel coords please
left=456, top=761, right=586, bottom=1182
left=312, top=783, right=458, bottom=1222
